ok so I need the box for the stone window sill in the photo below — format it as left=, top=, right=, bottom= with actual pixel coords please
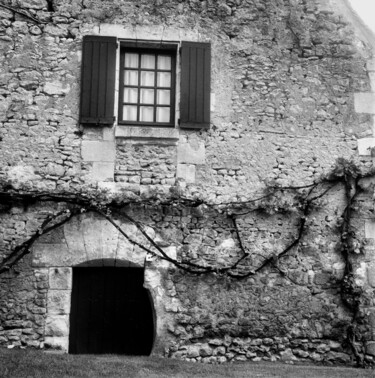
left=115, top=126, right=179, bottom=140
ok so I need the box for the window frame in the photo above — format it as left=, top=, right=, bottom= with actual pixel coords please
left=118, top=43, right=177, bottom=128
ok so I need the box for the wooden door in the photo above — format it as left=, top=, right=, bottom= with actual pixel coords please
left=69, top=267, right=154, bottom=355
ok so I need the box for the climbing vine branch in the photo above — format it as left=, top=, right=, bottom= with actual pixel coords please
left=0, top=158, right=374, bottom=365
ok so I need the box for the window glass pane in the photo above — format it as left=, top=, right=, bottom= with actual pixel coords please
left=140, top=106, right=154, bottom=122
left=158, top=55, right=171, bottom=70
left=123, top=105, right=137, bottom=121
left=157, top=89, right=170, bottom=105
left=141, top=71, right=155, bottom=86
left=124, top=88, right=138, bottom=103
left=157, top=72, right=171, bottom=87
left=124, top=70, right=138, bottom=85
left=156, top=107, right=170, bottom=123
left=140, top=89, right=154, bottom=104
left=124, top=53, right=139, bottom=68
left=141, top=54, right=156, bottom=69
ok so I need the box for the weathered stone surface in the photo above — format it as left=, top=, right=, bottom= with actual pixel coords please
left=0, top=0, right=374, bottom=367
left=44, top=336, right=69, bottom=351
left=177, top=141, right=205, bottom=165
left=357, top=138, right=375, bottom=156
left=47, top=290, right=71, bottom=315
left=367, top=264, right=375, bottom=288
left=49, top=268, right=72, bottom=290
left=22, top=0, right=47, bottom=9
left=45, top=316, right=69, bottom=337
left=44, top=81, right=71, bottom=96
left=176, top=164, right=196, bottom=183
left=89, top=162, right=115, bottom=182
left=115, top=126, right=179, bottom=140
left=81, top=141, right=116, bottom=162
left=32, top=243, right=72, bottom=267
left=365, top=220, right=375, bottom=239
left=354, top=93, right=375, bottom=114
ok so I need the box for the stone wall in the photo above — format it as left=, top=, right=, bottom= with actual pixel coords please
left=0, top=0, right=375, bottom=366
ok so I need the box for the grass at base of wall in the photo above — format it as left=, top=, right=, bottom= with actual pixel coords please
left=0, top=348, right=373, bottom=378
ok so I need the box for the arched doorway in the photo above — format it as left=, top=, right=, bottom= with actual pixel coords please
left=69, top=265, right=154, bottom=355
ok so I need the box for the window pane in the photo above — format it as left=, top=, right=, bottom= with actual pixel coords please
left=124, top=53, right=139, bottom=68
left=141, top=71, right=155, bottom=86
left=157, top=89, right=170, bottom=105
left=123, top=105, right=137, bottom=121
left=158, top=55, right=171, bottom=70
left=124, top=88, right=138, bottom=103
left=124, top=70, right=138, bottom=85
left=156, top=107, right=170, bottom=123
left=157, top=72, right=171, bottom=87
left=140, top=89, right=154, bottom=104
left=141, top=54, right=155, bottom=69
left=140, top=106, right=154, bottom=122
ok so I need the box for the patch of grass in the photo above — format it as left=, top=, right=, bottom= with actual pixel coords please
left=0, top=348, right=373, bottom=377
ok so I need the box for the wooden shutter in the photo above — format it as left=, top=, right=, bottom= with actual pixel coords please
left=80, top=36, right=117, bottom=125
left=180, top=42, right=211, bottom=129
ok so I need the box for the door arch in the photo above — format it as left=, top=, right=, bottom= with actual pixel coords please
left=69, top=265, right=154, bottom=355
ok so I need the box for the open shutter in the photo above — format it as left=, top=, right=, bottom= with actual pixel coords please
left=80, top=36, right=117, bottom=125
left=180, top=42, right=211, bottom=129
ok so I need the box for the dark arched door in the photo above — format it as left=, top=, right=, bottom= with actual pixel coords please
left=69, top=267, right=154, bottom=355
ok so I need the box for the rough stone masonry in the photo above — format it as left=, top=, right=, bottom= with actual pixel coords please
left=0, top=0, right=375, bottom=366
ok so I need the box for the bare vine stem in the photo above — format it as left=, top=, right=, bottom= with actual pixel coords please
left=0, top=3, right=43, bottom=24
left=0, top=159, right=375, bottom=367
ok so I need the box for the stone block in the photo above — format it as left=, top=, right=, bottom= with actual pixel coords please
left=103, top=127, right=115, bottom=141
left=357, top=137, right=375, bottom=156
left=115, top=223, right=137, bottom=261
left=367, top=58, right=375, bottom=72
left=44, top=81, right=70, bottom=95
left=177, top=141, right=205, bottom=164
left=365, top=220, right=375, bottom=239
left=366, top=341, right=375, bottom=357
left=354, top=93, right=375, bottom=114
left=355, top=262, right=367, bottom=286
left=63, top=218, right=87, bottom=264
left=176, top=164, right=196, bottom=183
left=369, top=72, right=375, bottom=92
left=32, top=243, right=72, bottom=267
left=81, top=216, right=103, bottom=261
left=368, top=264, right=375, bottom=288
left=47, top=290, right=71, bottom=315
left=44, top=336, right=69, bottom=352
left=81, top=141, right=116, bottom=162
left=368, top=310, right=375, bottom=328
left=101, top=218, right=119, bottom=261
left=45, top=315, right=69, bottom=337
left=22, top=0, right=47, bottom=10
left=314, top=272, right=331, bottom=285
left=49, top=267, right=72, bottom=290
left=97, top=182, right=117, bottom=192
left=89, top=162, right=115, bottom=182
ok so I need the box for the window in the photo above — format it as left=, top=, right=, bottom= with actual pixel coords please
left=119, top=46, right=176, bottom=126
left=80, top=36, right=211, bottom=129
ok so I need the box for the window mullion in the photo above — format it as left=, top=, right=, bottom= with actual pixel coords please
left=153, top=54, right=157, bottom=123
left=137, top=53, right=141, bottom=122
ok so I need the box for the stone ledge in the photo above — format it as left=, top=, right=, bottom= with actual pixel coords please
left=115, top=126, right=179, bottom=141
